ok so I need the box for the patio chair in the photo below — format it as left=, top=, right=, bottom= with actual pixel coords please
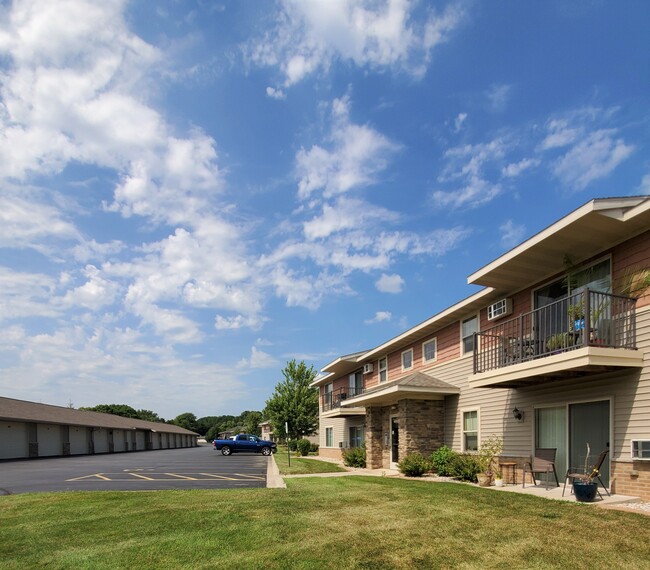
left=562, top=448, right=610, bottom=498
left=522, top=448, right=559, bottom=490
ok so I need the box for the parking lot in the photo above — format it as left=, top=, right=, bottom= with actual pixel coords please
left=0, top=445, right=269, bottom=494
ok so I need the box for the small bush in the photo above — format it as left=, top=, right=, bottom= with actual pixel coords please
left=451, top=454, right=482, bottom=482
left=342, top=446, right=366, bottom=468
left=398, top=452, right=430, bottom=477
left=429, top=445, right=458, bottom=477
left=310, top=443, right=319, bottom=453
left=296, top=438, right=312, bottom=456
left=287, top=440, right=298, bottom=452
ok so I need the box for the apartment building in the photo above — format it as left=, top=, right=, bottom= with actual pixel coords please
left=312, top=196, right=650, bottom=499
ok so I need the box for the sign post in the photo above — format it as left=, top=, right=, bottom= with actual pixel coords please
left=285, top=421, right=290, bottom=466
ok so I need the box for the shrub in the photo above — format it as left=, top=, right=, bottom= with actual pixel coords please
left=287, top=440, right=298, bottom=452
left=296, top=438, right=312, bottom=456
left=429, top=445, right=458, bottom=477
left=398, top=452, right=430, bottom=477
left=342, top=446, right=366, bottom=468
left=451, top=454, right=482, bottom=483
left=310, top=443, right=319, bottom=453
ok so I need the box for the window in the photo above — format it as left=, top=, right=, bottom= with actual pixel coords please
left=349, top=371, right=363, bottom=397
left=463, top=410, right=478, bottom=451
left=422, top=338, right=437, bottom=363
left=323, top=383, right=333, bottom=411
left=379, top=357, right=388, bottom=383
left=401, top=348, right=413, bottom=370
left=349, top=426, right=364, bottom=448
left=325, top=427, right=333, bottom=447
left=461, top=316, right=478, bottom=355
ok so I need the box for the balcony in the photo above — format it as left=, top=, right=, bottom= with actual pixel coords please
left=471, top=289, right=643, bottom=388
left=321, top=386, right=365, bottom=418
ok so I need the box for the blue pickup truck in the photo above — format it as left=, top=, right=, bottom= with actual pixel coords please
left=213, top=434, right=277, bottom=456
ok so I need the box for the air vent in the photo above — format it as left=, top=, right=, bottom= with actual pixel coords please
left=363, top=363, right=374, bottom=374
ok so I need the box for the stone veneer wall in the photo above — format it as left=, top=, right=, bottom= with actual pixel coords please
left=366, top=406, right=389, bottom=469
left=366, top=399, right=446, bottom=470
left=398, top=399, right=445, bottom=459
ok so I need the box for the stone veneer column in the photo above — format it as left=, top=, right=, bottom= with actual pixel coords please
left=397, top=399, right=445, bottom=459
left=365, top=406, right=386, bottom=469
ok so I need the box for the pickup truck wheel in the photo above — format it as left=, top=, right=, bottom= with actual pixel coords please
left=261, top=446, right=272, bottom=456
left=221, top=446, right=232, bottom=456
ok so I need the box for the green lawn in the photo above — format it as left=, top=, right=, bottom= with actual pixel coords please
left=273, top=448, right=348, bottom=475
left=1, top=478, right=648, bottom=569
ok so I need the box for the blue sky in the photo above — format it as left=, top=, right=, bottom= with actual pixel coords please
left=0, top=0, right=648, bottom=420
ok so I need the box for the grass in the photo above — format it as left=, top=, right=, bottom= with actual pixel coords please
left=273, top=448, right=348, bottom=475
left=1, top=477, right=649, bottom=569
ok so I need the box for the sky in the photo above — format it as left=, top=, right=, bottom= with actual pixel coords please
left=0, top=0, right=648, bottom=420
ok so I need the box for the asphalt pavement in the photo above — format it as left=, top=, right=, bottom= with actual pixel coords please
left=0, top=445, right=269, bottom=494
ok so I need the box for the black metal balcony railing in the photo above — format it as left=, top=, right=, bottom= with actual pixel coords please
left=321, top=386, right=364, bottom=412
left=474, top=289, right=637, bottom=375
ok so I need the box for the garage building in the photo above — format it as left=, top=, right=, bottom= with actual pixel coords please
left=0, top=396, right=198, bottom=460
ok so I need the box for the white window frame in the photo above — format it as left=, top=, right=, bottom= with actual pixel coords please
left=401, top=348, right=413, bottom=371
left=378, top=357, right=388, bottom=383
left=461, top=408, right=479, bottom=452
left=325, top=427, right=333, bottom=448
left=422, top=338, right=437, bottom=363
left=461, top=315, right=479, bottom=356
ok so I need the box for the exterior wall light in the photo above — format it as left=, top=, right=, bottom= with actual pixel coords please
left=512, top=407, right=524, bottom=421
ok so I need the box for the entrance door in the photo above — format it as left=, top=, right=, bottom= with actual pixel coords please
left=390, top=417, right=399, bottom=468
left=569, top=401, right=610, bottom=486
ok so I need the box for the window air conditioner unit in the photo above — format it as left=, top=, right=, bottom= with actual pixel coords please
left=631, top=440, right=650, bottom=460
left=487, top=298, right=513, bottom=321
left=363, top=363, right=374, bottom=374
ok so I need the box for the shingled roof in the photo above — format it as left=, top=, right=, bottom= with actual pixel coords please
left=0, top=396, right=198, bottom=435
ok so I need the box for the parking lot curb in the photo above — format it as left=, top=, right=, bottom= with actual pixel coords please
left=266, top=454, right=286, bottom=489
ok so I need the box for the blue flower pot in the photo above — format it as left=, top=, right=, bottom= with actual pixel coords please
left=573, top=481, right=598, bottom=502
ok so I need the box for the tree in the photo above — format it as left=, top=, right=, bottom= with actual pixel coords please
left=264, top=359, right=318, bottom=441
left=171, top=412, right=198, bottom=432
left=241, top=411, right=264, bottom=436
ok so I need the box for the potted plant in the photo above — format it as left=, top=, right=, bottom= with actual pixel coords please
left=568, top=300, right=585, bottom=332
left=476, top=434, right=503, bottom=487
left=572, top=443, right=599, bottom=502
left=493, top=466, right=504, bottom=487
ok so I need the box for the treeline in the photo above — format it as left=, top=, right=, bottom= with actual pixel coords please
left=79, top=404, right=264, bottom=439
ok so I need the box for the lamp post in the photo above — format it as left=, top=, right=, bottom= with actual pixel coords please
left=285, top=421, right=290, bottom=467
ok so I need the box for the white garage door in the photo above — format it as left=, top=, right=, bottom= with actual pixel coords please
left=0, top=421, right=28, bottom=459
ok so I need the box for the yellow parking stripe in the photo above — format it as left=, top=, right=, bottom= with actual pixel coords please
left=163, top=473, right=196, bottom=480
left=129, top=473, right=155, bottom=480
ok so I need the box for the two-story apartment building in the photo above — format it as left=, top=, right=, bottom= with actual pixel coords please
left=313, top=196, right=650, bottom=499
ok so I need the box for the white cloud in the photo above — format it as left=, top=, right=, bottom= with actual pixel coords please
left=499, top=220, right=526, bottom=249
left=551, top=129, right=634, bottom=190
left=365, top=310, right=392, bottom=324
left=501, top=157, right=540, bottom=178
left=238, top=346, right=279, bottom=369
left=375, top=273, right=404, bottom=293
left=246, top=0, right=466, bottom=86
left=639, top=174, right=650, bottom=195
left=61, top=265, right=119, bottom=311
left=266, top=86, right=286, bottom=100
left=0, top=267, right=61, bottom=321
left=454, top=112, right=468, bottom=132
left=295, top=95, right=400, bottom=200
left=486, top=83, right=511, bottom=112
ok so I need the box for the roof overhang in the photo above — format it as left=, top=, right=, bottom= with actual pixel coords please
left=468, top=196, right=650, bottom=290
left=469, top=346, right=644, bottom=389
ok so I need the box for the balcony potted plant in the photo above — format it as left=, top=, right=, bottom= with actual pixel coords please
left=572, top=443, right=599, bottom=502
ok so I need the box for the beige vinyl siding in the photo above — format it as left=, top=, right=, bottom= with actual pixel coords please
left=423, top=306, right=650, bottom=460
left=319, top=417, right=364, bottom=449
